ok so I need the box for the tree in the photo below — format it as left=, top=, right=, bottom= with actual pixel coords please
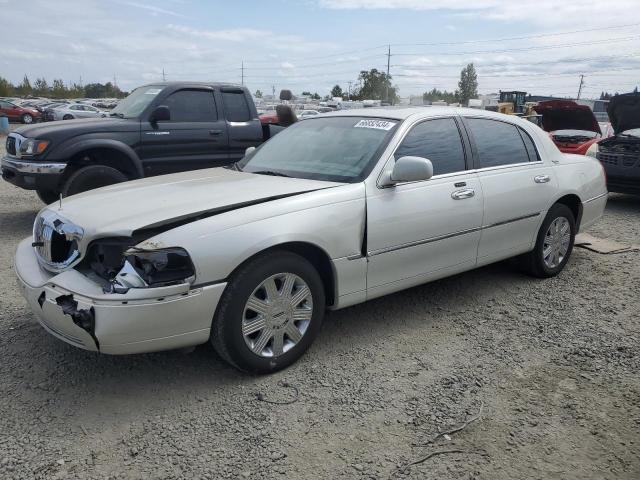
left=52, top=79, right=66, bottom=98
left=422, top=88, right=459, bottom=104
left=17, top=75, right=32, bottom=95
left=457, top=63, right=478, bottom=106
left=0, top=76, right=13, bottom=97
left=351, top=69, right=398, bottom=104
left=301, top=91, right=312, bottom=96
left=311, top=92, right=321, bottom=100
left=330, top=84, right=343, bottom=98
left=254, top=89, right=263, bottom=98
left=33, top=77, right=50, bottom=96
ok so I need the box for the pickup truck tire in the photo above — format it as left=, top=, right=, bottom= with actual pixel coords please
left=21, top=114, right=33, bottom=124
left=521, top=203, right=576, bottom=278
left=36, top=189, right=59, bottom=205
left=211, top=251, right=325, bottom=373
left=61, top=165, right=128, bottom=197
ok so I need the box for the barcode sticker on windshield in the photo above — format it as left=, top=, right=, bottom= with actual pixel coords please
left=144, top=88, right=162, bottom=95
left=354, top=119, right=396, bottom=130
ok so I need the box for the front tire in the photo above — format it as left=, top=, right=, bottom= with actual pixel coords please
left=21, top=113, right=33, bottom=124
left=36, top=189, right=59, bottom=204
left=521, top=203, right=576, bottom=278
left=211, top=251, right=325, bottom=373
left=61, top=165, right=128, bottom=197
left=62, top=114, right=73, bottom=120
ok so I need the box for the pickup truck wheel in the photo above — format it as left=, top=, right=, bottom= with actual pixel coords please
left=61, top=165, right=128, bottom=197
left=211, top=251, right=325, bottom=373
left=36, top=189, right=59, bottom=204
left=521, top=204, right=576, bottom=278
left=21, top=113, right=33, bottom=124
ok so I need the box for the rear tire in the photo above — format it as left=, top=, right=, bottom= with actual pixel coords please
left=36, top=189, right=59, bottom=205
left=62, top=114, right=73, bottom=120
left=21, top=113, right=33, bottom=124
left=520, top=203, right=576, bottom=278
left=61, top=165, right=128, bottom=197
left=211, top=251, right=325, bottom=373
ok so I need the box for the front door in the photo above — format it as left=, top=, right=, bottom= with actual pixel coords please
left=139, top=88, right=229, bottom=176
left=366, top=117, right=484, bottom=296
left=462, top=117, right=558, bottom=265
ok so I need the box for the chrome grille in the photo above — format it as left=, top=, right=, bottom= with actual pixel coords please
left=33, top=211, right=84, bottom=273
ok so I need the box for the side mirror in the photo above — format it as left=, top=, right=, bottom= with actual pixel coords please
left=245, top=146, right=256, bottom=156
left=381, top=156, right=434, bottom=186
left=149, top=105, right=170, bottom=123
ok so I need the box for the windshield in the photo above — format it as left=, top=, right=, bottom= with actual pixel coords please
left=109, top=85, right=163, bottom=118
left=238, top=116, right=399, bottom=182
left=622, top=128, right=640, bottom=138
left=552, top=129, right=599, bottom=138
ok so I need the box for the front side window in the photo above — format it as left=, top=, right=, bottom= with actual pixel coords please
left=237, top=116, right=398, bottom=182
left=394, top=118, right=466, bottom=176
left=164, top=90, right=217, bottom=122
left=222, top=91, right=251, bottom=122
left=466, top=118, right=531, bottom=168
left=110, top=85, right=163, bottom=118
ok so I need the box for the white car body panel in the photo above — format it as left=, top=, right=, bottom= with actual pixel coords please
left=14, top=107, right=607, bottom=355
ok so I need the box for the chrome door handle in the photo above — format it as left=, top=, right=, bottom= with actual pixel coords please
left=451, top=188, right=475, bottom=200
left=534, top=175, right=551, bottom=184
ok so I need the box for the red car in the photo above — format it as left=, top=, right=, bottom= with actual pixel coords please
left=0, top=99, right=42, bottom=124
left=535, top=100, right=603, bottom=155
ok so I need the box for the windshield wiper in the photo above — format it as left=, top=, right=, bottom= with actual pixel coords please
left=109, top=112, right=124, bottom=118
left=251, top=170, right=291, bottom=178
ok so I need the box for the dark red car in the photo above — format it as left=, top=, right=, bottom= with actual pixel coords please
left=535, top=100, right=603, bottom=155
left=0, top=99, right=42, bottom=124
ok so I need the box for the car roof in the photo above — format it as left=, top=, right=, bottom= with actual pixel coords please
left=322, top=106, right=516, bottom=122
left=137, top=81, right=244, bottom=89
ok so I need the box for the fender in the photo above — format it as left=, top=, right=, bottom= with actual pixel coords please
left=54, top=138, right=144, bottom=178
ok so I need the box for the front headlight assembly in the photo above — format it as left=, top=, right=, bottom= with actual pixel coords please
left=20, top=138, right=50, bottom=156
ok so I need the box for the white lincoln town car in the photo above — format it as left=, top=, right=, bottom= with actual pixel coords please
left=15, top=107, right=607, bottom=372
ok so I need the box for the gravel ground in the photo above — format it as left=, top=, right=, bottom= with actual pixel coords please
left=0, top=131, right=639, bottom=479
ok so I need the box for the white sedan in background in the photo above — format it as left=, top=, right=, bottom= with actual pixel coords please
left=52, top=103, right=108, bottom=120
left=15, top=107, right=607, bottom=373
left=298, top=109, right=320, bottom=119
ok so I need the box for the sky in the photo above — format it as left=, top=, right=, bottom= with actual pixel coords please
left=1, top=0, right=639, bottom=99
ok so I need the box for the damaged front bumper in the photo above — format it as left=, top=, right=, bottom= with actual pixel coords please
left=15, top=238, right=227, bottom=354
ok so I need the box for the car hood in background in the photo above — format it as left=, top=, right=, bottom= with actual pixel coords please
left=47, top=167, right=342, bottom=238
left=14, top=117, right=136, bottom=138
left=535, top=100, right=601, bottom=134
left=607, top=92, right=640, bottom=134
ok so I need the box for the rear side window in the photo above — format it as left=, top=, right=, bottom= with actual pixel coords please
left=519, top=129, right=540, bottom=162
left=394, top=118, right=466, bottom=175
left=467, top=118, right=530, bottom=168
left=222, top=91, right=251, bottom=122
left=165, top=90, right=217, bottom=122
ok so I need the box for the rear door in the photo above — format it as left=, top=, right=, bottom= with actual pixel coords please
left=220, top=88, right=263, bottom=162
left=462, top=117, right=557, bottom=265
left=139, top=88, right=229, bottom=176
left=366, top=116, right=484, bottom=293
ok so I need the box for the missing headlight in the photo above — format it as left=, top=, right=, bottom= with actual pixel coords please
left=124, top=247, right=195, bottom=288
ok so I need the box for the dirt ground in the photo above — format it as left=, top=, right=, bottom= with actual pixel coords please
left=0, top=131, right=638, bottom=479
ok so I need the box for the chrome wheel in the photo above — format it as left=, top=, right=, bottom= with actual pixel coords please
left=242, top=273, right=313, bottom=358
left=543, top=217, right=571, bottom=268
left=22, top=114, right=33, bottom=124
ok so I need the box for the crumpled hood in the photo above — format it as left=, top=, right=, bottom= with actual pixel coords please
left=43, top=167, right=341, bottom=239
left=607, top=92, right=640, bottom=134
left=535, top=100, right=601, bottom=134
left=14, top=117, right=135, bottom=139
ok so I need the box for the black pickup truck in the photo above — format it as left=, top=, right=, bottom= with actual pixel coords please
left=2, top=82, right=283, bottom=203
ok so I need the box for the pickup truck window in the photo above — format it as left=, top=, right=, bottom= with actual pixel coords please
left=222, top=91, right=251, bottom=122
left=110, top=85, right=163, bottom=118
left=466, top=118, right=530, bottom=168
left=394, top=118, right=466, bottom=175
left=165, top=90, right=218, bottom=122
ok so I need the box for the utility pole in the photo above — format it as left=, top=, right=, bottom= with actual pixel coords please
left=348, top=81, right=353, bottom=101
left=385, top=44, right=391, bottom=104
left=577, top=74, right=584, bottom=100
left=272, top=85, right=275, bottom=98
left=241, top=61, right=244, bottom=86
left=162, top=68, right=166, bottom=82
